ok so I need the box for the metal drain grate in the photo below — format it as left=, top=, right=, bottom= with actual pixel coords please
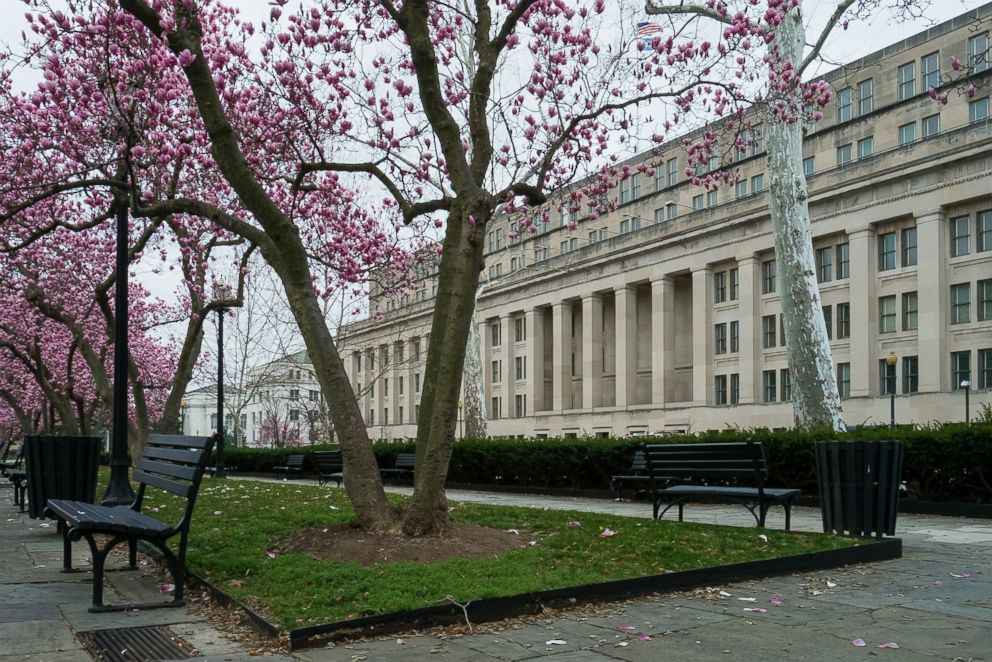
left=80, top=625, right=195, bottom=661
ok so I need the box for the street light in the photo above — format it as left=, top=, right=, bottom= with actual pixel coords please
left=101, top=200, right=137, bottom=507
left=458, top=400, right=463, bottom=439
left=960, top=380, right=971, bottom=423
left=886, top=351, right=897, bottom=426
left=214, top=282, right=233, bottom=478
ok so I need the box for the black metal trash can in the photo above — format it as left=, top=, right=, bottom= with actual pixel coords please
left=815, top=439, right=904, bottom=538
left=23, top=435, right=101, bottom=519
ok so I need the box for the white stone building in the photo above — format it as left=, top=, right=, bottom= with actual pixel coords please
left=337, top=6, right=992, bottom=440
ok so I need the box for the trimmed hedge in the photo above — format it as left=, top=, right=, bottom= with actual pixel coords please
left=220, top=423, right=992, bottom=503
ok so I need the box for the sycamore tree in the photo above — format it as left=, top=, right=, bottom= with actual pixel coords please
left=7, top=0, right=764, bottom=535
left=644, top=0, right=963, bottom=431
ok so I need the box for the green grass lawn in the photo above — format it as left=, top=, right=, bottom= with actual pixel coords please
left=140, top=477, right=858, bottom=630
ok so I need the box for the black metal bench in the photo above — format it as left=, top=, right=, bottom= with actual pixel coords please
left=642, top=441, right=800, bottom=530
left=273, top=453, right=306, bottom=479
left=44, top=434, right=214, bottom=612
left=313, top=450, right=343, bottom=487
left=610, top=450, right=651, bottom=500
left=379, top=452, right=415, bottom=484
left=2, top=441, right=26, bottom=511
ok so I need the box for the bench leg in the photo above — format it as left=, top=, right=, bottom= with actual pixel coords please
left=784, top=502, right=792, bottom=532
left=128, top=537, right=137, bottom=569
left=758, top=504, right=769, bottom=528
left=678, top=503, right=684, bottom=522
left=82, top=533, right=110, bottom=610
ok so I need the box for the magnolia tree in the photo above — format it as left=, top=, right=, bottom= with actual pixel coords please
left=3, top=0, right=766, bottom=535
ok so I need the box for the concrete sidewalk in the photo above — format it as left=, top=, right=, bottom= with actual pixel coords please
left=1, top=481, right=990, bottom=661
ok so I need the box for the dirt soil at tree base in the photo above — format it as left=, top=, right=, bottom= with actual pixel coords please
left=275, top=521, right=533, bottom=566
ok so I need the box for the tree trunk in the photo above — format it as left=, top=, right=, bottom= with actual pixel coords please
left=403, top=200, right=489, bottom=536
left=461, top=284, right=488, bottom=440
left=766, top=5, right=846, bottom=432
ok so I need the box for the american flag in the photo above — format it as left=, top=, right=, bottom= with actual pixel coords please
left=636, top=21, right=661, bottom=37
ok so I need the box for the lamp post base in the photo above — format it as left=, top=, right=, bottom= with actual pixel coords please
left=100, top=459, right=136, bottom=506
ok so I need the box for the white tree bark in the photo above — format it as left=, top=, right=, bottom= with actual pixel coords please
left=766, top=4, right=846, bottom=431
left=461, top=283, right=488, bottom=438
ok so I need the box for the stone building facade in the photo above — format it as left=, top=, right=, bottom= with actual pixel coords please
left=339, top=6, right=992, bottom=439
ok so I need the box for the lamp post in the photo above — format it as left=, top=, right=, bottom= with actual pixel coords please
left=101, top=201, right=137, bottom=506
left=960, top=380, right=971, bottom=423
left=886, top=351, right=897, bottom=427
left=214, top=282, right=233, bottom=478
left=458, top=400, right=463, bottom=439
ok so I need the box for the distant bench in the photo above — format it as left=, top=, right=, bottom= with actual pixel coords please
left=45, top=434, right=214, bottom=612
left=313, top=450, right=343, bottom=487
left=273, top=454, right=306, bottom=479
left=642, top=441, right=800, bottom=530
left=379, top=452, right=415, bottom=484
left=610, top=451, right=651, bottom=501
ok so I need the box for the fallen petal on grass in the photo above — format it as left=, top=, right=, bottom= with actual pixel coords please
left=877, top=642, right=899, bottom=649
left=601, top=528, right=617, bottom=538
left=545, top=639, right=567, bottom=645
left=770, top=596, right=782, bottom=606
left=851, top=638, right=866, bottom=647
left=950, top=572, right=972, bottom=579
left=615, top=625, right=637, bottom=632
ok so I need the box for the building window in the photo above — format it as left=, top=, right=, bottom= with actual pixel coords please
left=290, top=409, right=300, bottom=422
left=837, top=363, right=851, bottom=398
left=969, top=32, right=989, bottom=73
left=816, top=247, right=832, bottom=283
left=653, top=207, right=665, bottom=224
left=921, top=52, right=940, bottom=91
left=398, top=378, right=404, bottom=396
left=707, top=189, right=719, bottom=207
left=879, top=295, right=896, bottom=333
left=414, top=373, right=421, bottom=393
left=735, top=179, right=748, bottom=199
left=383, top=379, right=389, bottom=397
left=979, top=349, right=992, bottom=390
left=631, top=173, right=641, bottom=199
left=837, top=302, right=851, bottom=339
left=491, top=396, right=501, bottom=419
left=802, top=156, right=815, bottom=177
left=857, top=78, right=873, bottom=115
left=762, top=315, right=777, bottom=349
left=857, top=136, right=874, bottom=159
left=903, top=356, right=919, bottom=394
left=491, top=359, right=502, bottom=382
left=761, top=259, right=776, bottom=294
left=619, top=219, right=630, bottom=234
left=665, top=202, right=677, bottom=220
left=951, top=351, right=971, bottom=390
left=514, top=317, right=526, bottom=342
left=750, top=174, right=764, bottom=193
left=921, top=113, right=940, bottom=138
left=836, top=243, right=850, bottom=279
left=715, top=375, right=728, bottom=405
left=879, top=359, right=896, bottom=396
left=878, top=232, right=896, bottom=271
left=289, top=388, right=300, bottom=400
left=514, top=394, right=527, bottom=418
left=897, top=62, right=915, bottom=99
left=837, top=143, right=853, bottom=165
left=667, top=157, right=678, bottom=187
left=951, top=215, right=970, bottom=257
left=901, top=227, right=917, bottom=266
left=714, top=271, right=727, bottom=303
left=780, top=369, right=792, bottom=401
left=729, top=268, right=739, bottom=300
left=902, top=291, right=918, bottom=330
left=515, top=355, right=526, bottom=380
left=762, top=370, right=777, bottom=403
left=692, top=194, right=704, bottom=210
left=836, top=87, right=852, bottom=122
left=619, top=178, right=631, bottom=204
left=654, top=164, right=664, bottom=191
left=822, top=305, right=833, bottom=340
left=970, top=97, right=990, bottom=123
left=978, top=211, right=992, bottom=252
left=715, top=323, right=728, bottom=355
left=898, top=122, right=916, bottom=145
left=979, top=279, right=992, bottom=321
left=951, top=283, right=971, bottom=324
left=730, top=373, right=740, bottom=405
left=730, top=320, right=740, bottom=353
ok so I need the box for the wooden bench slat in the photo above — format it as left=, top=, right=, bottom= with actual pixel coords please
left=142, top=446, right=206, bottom=464
left=148, top=434, right=212, bottom=448
left=138, top=459, right=199, bottom=481
left=132, top=470, right=194, bottom=498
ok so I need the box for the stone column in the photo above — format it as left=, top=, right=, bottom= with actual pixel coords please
left=737, top=256, right=759, bottom=403
left=552, top=301, right=572, bottom=411
left=582, top=294, right=603, bottom=409
left=651, top=278, right=673, bottom=405
left=615, top=286, right=638, bottom=407
left=691, top=267, right=713, bottom=404
left=848, top=228, right=875, bottom=397
left=915, top=211, right=946, bottom=392
left=527, top=307, right=545, bottom=412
